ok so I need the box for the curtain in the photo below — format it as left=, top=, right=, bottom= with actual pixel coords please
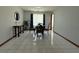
left=30, top=13, right=33, bottom=29
left=43, top=14, right=45, bottom=29
left=50, top=14, right=52, bottom=30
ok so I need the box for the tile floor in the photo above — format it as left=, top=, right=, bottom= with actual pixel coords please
left=0, top=30, right=79, bottom=53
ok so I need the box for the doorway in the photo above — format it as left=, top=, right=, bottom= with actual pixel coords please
left=50, top=14, right=54, bottom=45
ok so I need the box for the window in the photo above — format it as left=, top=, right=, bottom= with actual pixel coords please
left=33, top=14, right=43, bottom=27
left=52, top=14, right=54, bottom=28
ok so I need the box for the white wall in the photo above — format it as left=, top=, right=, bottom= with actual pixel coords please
left=45, top=13, right=51, bottom=29
left=23, top=11, right=31, bottom=28
left=23, top=11, right=52, bottom=29
left=0, top=6, right=23, bottom=44
left=54, top=6, right=79, bottom=45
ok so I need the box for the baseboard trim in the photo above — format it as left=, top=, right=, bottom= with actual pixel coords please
left=54, top=31, right=79, bottom=48
left=0, top=35, right=15, bottom=47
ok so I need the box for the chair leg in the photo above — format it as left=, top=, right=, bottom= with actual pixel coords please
left=40, top=34, right=42, bottom=40
left=33, top=34, right=37, bottom=41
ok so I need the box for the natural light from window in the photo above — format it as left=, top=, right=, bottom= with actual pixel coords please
left=33, top=14, right=43, bottom=27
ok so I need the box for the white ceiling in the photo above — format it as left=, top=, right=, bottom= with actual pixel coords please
left=20, top=6, right=56, bottom=12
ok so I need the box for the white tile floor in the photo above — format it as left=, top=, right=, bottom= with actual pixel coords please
left=0, top=30, right=79, bottom=53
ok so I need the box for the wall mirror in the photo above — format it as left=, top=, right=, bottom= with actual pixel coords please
left=14, top=12, right=20, bottom=21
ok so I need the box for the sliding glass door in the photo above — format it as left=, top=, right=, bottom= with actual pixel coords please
left=33, top=14, right=43, bottom=28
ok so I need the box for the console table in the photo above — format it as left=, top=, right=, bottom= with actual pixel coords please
left=13, top=25, right=24, bottom=37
